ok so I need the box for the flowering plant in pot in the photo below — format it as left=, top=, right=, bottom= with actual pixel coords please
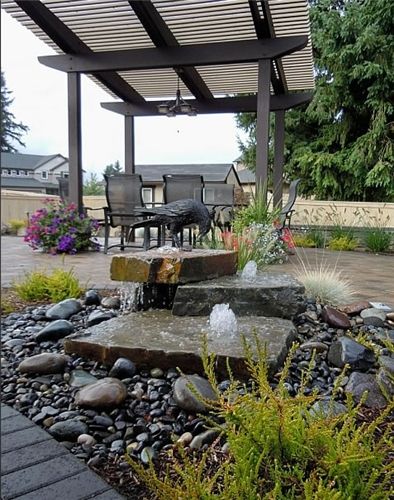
left=24, top=199, right=100, bottom=254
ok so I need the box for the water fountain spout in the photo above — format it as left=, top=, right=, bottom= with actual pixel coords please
left=208, top=303, right=238, bottom=339
left=241, top=260, right=258, bottom=281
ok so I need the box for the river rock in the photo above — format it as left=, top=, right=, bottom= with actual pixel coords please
left=173, top=374, right=218, bottom=413
left=376, top=368, right=394, bottom=397
left=327, top=336, right=375, bottom=371
left=109, top=358, right=137, bottom=379
left=101, top=296, right=121, bottom=309
left=378, top=355, right=394, bottom=375
left=84, top=290, right=102, bottom=306
left=190, top=429, right=219, bottom=450
left=360, top=308, right=387, bottom=327
left=300, top=341, right=328, bottom=353
left=18, top=353, right=69, bottom=374
left=321, top=306, right=351, bottom=329
left=46, top=299, right=82, bottom=320
left=309, top=399, right=347, bottom=418
left=86, top=310, right=114, bottom=327
left=35, top=320, right=74, bottom=342
left=49, top=419, right=88, bottom=441
left=339, top=300, right=370, bottom=316
left=345, top=372, right=387, bottom=408
left=75, top=377, right=127, bottom=408
left=69, top=369, right=98, bottom=387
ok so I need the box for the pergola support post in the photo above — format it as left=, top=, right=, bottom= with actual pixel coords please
left=255, top=59, right=271, bottom=196
left=67, top=72, right=83, bottom=213
left=273, top=109, right=285, bottom=208
left=124, top=115, right=135, bottom=173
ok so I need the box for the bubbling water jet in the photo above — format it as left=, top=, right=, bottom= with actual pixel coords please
left=208, top=303, right=238, bottom=339
left=241, top=260, right=258, bottom=281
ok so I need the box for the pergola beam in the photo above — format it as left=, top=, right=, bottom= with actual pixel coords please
left=38, top=37, right=308, bottom=73
left=129, top=0, right=213, bottom=100
left=101, top=93, right=313, bottom=116
left=15, top=0, right=145, bottom=103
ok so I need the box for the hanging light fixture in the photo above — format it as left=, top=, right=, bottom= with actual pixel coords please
left=157, top=78, right=197, bottom=117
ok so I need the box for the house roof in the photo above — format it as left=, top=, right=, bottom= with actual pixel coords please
left=237, top=169, right=256, bottom=184
left=0, top=176, right=58, bottom=189
left=0, top=152, right=66, bottom=171
left=135, top=164, right=239, bottom=184
left=2, top=1, right=314, bottom=102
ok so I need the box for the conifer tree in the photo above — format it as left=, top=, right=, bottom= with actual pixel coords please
left=1, top=71, right=29, bottom=153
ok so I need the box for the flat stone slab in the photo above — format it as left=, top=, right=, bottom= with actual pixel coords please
left=110, top=249, right=237, bottom=284
left=64, top=310, right=297, bottom=378
left=172, top=272, right=305, bottom=319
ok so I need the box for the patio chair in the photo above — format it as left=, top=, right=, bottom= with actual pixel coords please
left=204, top=182, right=235, bottom=231
left=163, top=174, right=204, bottom=245
left=277, top=178, right=301, bottom=232
left=103, top=173, right=161, bottom=254
left=58, top=177, right=69, bottom=202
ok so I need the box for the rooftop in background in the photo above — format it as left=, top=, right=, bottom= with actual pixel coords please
left=136, top=163, right=240, bottom=183
left=1, top=0, right=314, bottom=101
left=1, top=152, right=66, bottom=171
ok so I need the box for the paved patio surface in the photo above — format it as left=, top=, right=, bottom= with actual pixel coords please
left=1, top=236, right=393, bottom=306
left=1, top=403, right=124, bottom=500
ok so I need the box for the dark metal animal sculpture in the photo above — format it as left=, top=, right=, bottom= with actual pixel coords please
left=133, top=198, right=212, bottom=248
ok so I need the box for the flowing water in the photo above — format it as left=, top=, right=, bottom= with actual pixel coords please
left=208, top=303, right=238, bottom=339
left=119, top=282, right=144, bottom=313
left=241, top=260, right=258, bottom=281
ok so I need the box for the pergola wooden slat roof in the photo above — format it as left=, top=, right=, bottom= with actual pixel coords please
left=1, top=0, right=315, bottom=210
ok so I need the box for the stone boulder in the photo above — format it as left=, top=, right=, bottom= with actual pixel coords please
left=18, top=353, right=69, bottom=374
left=75, top=377, right=127, bottom=408
left=345, top=372, right=387, bottom=408
left=339, top=301, right=370, bottom=316
left=86, top=310, right=114, bottom=327
left=49, top=419, right=88, bottom=441
left=327, top=336, right=375, bottom=371
left=35, top=320, right=74, bottom=342
left=173, top=374, right=218, bottom=413
left=109, top=358, right=137, bottom=379
left=321, top=306, right=351, bottom=329
left=360, top=308, right=387, bottom=327
left=84, top=289, right=102, bottom=306
left=46, top=299, right=82, bottom=320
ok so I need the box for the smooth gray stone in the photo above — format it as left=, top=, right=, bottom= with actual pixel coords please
left=172, top=272, right=305, bottom=319
left=35, top=320, right=74, bottom=342
left=109, top=357, right=136, bottom=379
left=376, top=368, right=394, bottom=397
left=46, top=299, right=82, bottom=320
left=49, top=419, right=89, bottom=441
left=360, top=308, right=387, bottom=327
left=309, top=400, right=347, bottom=418
left=18, top=353, right=69, bottom=374
left=173, top=375, right=218, bottom=413
left=327, top=336, right=375, bottom=371
left=75, top=378, right=127, bottom=408
left=69, top=369, right=98, bottom=388
left=84, top=289, right=102, bottom=306
left=86, top=310, right=114, bottom=327
left=378, top=355, right=394, bottom=375
left=190, top=429, right=219, bottom=450
left=101, top=296, right=121, bottom=309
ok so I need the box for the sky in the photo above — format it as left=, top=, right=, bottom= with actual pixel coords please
left=1, top=11, right=243, bottom=176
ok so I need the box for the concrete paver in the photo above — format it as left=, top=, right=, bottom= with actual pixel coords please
left=1, top=404, right=124, bottom=500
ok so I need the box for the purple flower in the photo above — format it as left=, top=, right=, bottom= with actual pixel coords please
left=57, top=235, right=75, bottom=252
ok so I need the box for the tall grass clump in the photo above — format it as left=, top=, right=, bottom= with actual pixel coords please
left=127, top=338, right=393, bottom=499
left=361, top=207, right=393, bottom=253
left=295, top=262, right=355, bottom=306
left=13, top=268, right=84, bottom=302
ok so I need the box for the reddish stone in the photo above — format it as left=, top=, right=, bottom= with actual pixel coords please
left=339, top=300, right=370, bottom=316
left=321, top=306, right=351, bottom=329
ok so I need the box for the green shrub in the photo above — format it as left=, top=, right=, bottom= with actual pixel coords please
left=328, top=235, right=358, bottom=251
left=128, top=339, right=393, bottom=499
left=233, top=183, right=279, bottom=234
left=364, top=229, right=392, bottom=253
left=13, top=268, right=84, bottom=302
left=293, top=234, right=316, bottom=248
left=308, top=228, right=326, bottom=248
left=8, top=219, right=26, bottom=234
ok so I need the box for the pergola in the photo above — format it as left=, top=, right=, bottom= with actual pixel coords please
left=2, top=0, right=315, bottom=212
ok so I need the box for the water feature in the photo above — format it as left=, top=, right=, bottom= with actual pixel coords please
left=119, top=282, right=144, bottom=313
left=208, top=303, right=238, bottom=339
left=241, top=260, right=258, bottom=281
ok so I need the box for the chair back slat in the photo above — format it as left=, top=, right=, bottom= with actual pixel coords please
left=163, top=174, right=204, bottom=204
left=204, top=183, right=234, bottom=205
left=281, top=178, right=301, bottom=215
left=104, top=174, right=144, bottom=227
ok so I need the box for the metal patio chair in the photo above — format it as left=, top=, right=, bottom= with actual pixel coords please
left=103, top=173, right=161, bottom=254
left=204, top=182, right=235, bottom=231
left=277, top=178, right=301, bottom=232
left=163, top=174, right=204, bottom=245
left=58, top=177, right=69, bottom=202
